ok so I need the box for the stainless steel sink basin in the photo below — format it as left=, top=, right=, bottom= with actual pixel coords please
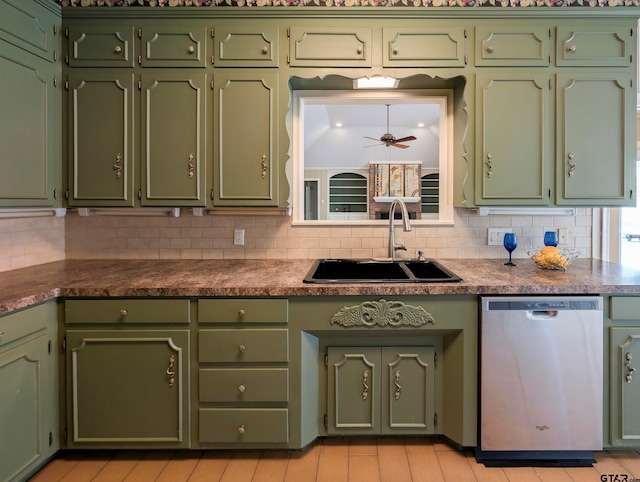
left=303, top=258, right=462, bottom=283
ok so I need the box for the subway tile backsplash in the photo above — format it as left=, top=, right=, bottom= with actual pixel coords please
left=0, top=208, right=593, bottom=272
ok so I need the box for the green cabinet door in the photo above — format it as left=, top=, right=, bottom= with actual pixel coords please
left=66, top=329, right=190, bottom=448
left=382, top=27, right=466, bottom=68
left=0, top=43, right=60, bottom=207
left=140, top=24, right=208, bottom=68
left=609, top=327, right=640, bottom=446
left=556, top=72, right=635, bottom=206
left=327, top=346, right=436, bottom=436
left=213, top=23, right=279, bottom=68
left=67, top=70, right=135, bottom=206
left=141, top=71, right=207, bottom=206
left=475, top=72, right=552, bottom=205
left=213, top=70, right=278, bottom=206
left=66, top=24, right=135, bottom=68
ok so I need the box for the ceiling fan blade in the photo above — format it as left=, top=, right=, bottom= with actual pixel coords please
left=364, top=136, right=382, bottom=142
left=391, top=143, right=410, bottom=149
left=364, top=143, right=384, bottom=148
left=393, top=136, right=417, bottom=143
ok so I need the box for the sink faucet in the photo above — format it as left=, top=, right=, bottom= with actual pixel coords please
left=388, top=199, right=411, bottom=260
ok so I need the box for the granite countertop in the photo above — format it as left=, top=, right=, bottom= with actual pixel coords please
left=1, top=258, right=640, bottom=315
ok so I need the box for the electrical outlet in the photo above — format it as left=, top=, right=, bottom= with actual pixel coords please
left=487, top=228, right=513, bottom=246
left=233, top=229, right=245, bottom=246
left=558, top=228, right=568, bottom=245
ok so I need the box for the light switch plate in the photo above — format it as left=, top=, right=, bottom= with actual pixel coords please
left=234, top=229, right=245, bottom=246
left=487, top=228, right=513, bottom=246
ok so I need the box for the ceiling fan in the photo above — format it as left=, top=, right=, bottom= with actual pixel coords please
left=364, top=104, right=417, bottom=149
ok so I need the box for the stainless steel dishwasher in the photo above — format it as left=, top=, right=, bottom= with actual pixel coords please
left=477, top=296, right=603, bottom=466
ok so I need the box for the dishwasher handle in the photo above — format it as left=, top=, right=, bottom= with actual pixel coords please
left=527, top=310, right=558, bottom=319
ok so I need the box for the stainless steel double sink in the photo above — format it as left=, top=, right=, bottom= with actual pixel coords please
left=303, top=258, right=462, bottom=283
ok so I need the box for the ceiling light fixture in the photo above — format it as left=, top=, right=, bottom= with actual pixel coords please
left=353, top=76, right=399, bottom=89
left=335, top=122, right=343, bottom=127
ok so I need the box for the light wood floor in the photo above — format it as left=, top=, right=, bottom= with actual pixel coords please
left=29, top=438, right=640, bottom=482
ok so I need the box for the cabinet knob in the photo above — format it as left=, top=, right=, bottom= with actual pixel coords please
left=486, top=45, right=494, bottom=53
left=261, top=46, right=268, bottom=55
left=114, top=46, right=122, bottom=53
left=356, top=46, right=363, bottom=55
left=238, top=425, right=246, bottom=434
left=567, top=44, right=576, bottom=52
left=188, top=45, right=195, bottom=54
left=238, top=384, right=246, bottom=393
left=392, top=46, right=398, bottom=55
left=119, top=309, right=128, bottom=317
left=238, top=344, right=246, bottom=353
left=0, top=330, right=4, bottom=338
left=238, top=309, right=246, bottom=317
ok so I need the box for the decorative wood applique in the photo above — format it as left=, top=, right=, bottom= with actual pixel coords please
left=331, top=299, right=434, bottom=327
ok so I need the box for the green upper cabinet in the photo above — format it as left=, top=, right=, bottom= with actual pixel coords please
left=139, top=24, right=208, bottom=68
left=0, top=0, right=61, bottom=208
left=141, top=71, right=207, bottom=206
left=557, top=25, right=633, bottom=67
left=67, top=70, right=135, bottom=207
left=212, top=70, right=279, bottom=206
left=475, top=72, right=552, bottom=205
left=382, top=27, right=466, bottom=68
left=475, top=26, right=550, bottom=67
left=67, top=25, right=135, bottom=68
left=213, top=23, right=279, bottom=68
left=556, top=72, right=635, bottom=206
left=289, top=26, right=371, bottom=67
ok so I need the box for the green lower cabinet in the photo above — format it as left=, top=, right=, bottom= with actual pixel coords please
left=0, top=303, right=58, bottom=482
left=65, top=329, right=190, bottom=448
left=327, top=346, right=436, bottom=436
left=609, top=326, right=640, bottom=446
left=199, top=408, right=289, bottom=444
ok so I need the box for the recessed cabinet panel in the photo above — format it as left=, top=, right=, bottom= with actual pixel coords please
left=65, top=299, right=190, bottom=324
left=141, top=71, right=207, bottom=206
left=556, top=73, right=634, bottom=206
left=66, top=329, right=190, bottom=447
left=214, top=25, right=279, bottom=67
left=476, top=73, right=551, bottom=205
left=213, top=70, right=278, bottom=206
left=67, top=70, right=135, bottom=206
left=289, top=27, right=371, bottom=67
left=383, top=27, right=465, bottom=68
left=0, top=46, right=59, bottom=206
left=199, top=368, right=289, bottom=403
left=0, top=0, right=58, bottom=62
left=475, top=27, right=550, bottom=67
left=140, top=25, right=207, bottom=68
left=67, top=26, right=135, bottom=67
left=557, top=26, right=632, bottom=67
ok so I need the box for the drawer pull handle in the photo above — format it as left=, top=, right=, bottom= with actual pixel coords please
left=626, top=352, right=636, bottom=383
left=113, top=153, right=122, bottom=179
left=238, top=425, right=246, bottom=434
left=188, top=45, right=195, bottom=54
left=567, top=152, right=576, bottom=178
left=485, top=153, right=493, bottom=178
left=362, top=370, right=369, bottom=400
left=166, top=355, right=176, bottom=388
left=114, top=45, right=122, bottom=53
left=119, top=309, right=128, bottom=317
left=261, top=46, right=268, bottom=55
left=188, top=153, right=194, bottom=179
left=394, top=369, right=402, bottom=400
left=261, top=154, right=268, bottom=179
left=238, top=384, right=246, bottom=393
left=567, top=44, right=576, bottom=53
left=238, top=309, right=246, bottom=317
left=238, top=344, right=246, bottom=353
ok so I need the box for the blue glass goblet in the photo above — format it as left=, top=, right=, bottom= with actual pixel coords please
left=544, top=231, right=559, bottom=247
left=503, top=232, right=517, bottom=266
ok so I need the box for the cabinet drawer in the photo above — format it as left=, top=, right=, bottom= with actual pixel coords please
left=214, top=25, right=279, bottom=67
left=199, top=329, right=288, bottom=363
left=199, top=368, right=288, bottom=402
left=557, top=26, right=632, bottom=67
left=0, top=303, right=50, bottom=351
left=199, top=408, right=288, bottom=443
left=610, top=297, right=640, bottom=321
left=67, top=26, right=135, bottom=67
left=198, top=298, right=288, bottom=324
left=65, top=299, right=190, bottom=324
left=140, top=25, right=207, bottom=68
left=475, top=27, right=550, bottom=67
left=0, top=0, right=59, bottom=62
left=289, top=26, right=371, bottom=67
left=383, top=27, right=465, bottom=68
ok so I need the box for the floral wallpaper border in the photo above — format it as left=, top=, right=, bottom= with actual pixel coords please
left=53, top=0, right=640, bottom=8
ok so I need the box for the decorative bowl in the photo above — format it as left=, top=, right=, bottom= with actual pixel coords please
left=524, top=247, right=580, bottom=270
